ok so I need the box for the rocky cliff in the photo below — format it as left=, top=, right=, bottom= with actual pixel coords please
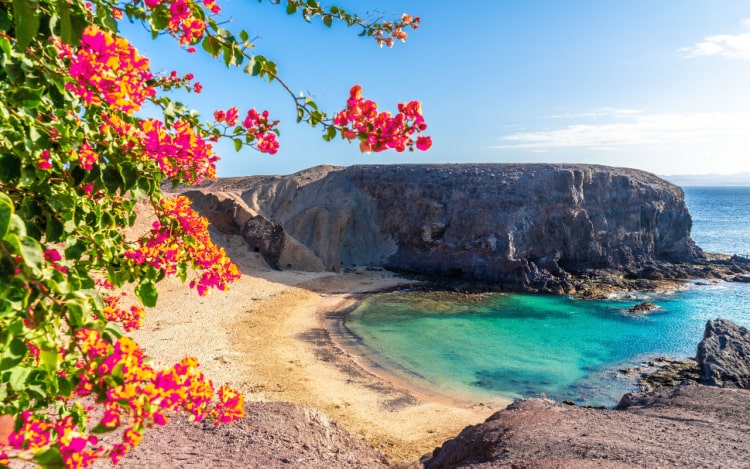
left=177, top=164, right=706, bottom=292
left=697, top=318, right=750, bottom=389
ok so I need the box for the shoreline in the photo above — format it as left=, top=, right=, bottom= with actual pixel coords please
left=324, top=293, right=514, bottom=411
left=132, top=239, right=504, bottom=462
left=226, top=269, right=506, bottom=462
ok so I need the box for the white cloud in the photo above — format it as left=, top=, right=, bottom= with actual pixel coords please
left=493, top=111, right=750, bottom=151
left=682, top=19, right=750, bottom=59
left=546, top=108, right=641, bottom=120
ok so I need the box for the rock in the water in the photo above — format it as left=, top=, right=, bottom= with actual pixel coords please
left=628, top=301, right=659, bottom=314
left=697, top=318, right=750, bottom=389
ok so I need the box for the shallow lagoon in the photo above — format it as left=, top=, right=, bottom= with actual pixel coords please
left=347, top=282, right=750, bottom=407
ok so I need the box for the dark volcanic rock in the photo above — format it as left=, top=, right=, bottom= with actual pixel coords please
left=422, top=383, right=750, bottom=469
left=175, top=164, right=711, bottom=293
left=627, top=301, right=659, bottom=314
left=636, top=358, right=700, bottom=391
left=697, top=318, right=750, bottom=388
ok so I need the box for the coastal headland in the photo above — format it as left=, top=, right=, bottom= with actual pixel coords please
left=177, top=163, right=750, bottom=297
left=110, top=164, right=750, bottom=467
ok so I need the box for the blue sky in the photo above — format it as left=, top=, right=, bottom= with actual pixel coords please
left=122, top=1, right=750, bottom=177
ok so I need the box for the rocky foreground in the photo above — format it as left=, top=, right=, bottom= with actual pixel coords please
left=108, top=318, right=750, bottom=468
left=177, top=164, right=750, bottom=297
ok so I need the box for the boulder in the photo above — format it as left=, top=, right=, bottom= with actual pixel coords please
left=627, top=301, right=659, bottom=314
left=422, top=382, right=750, bottom=468
left=697, top=318, right=750, bottom=389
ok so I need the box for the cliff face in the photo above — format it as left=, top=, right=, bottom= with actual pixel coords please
left=181, top=164, right=703, bottom=290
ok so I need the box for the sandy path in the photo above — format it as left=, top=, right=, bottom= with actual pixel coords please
left=130, top=234, right=507, bottom=463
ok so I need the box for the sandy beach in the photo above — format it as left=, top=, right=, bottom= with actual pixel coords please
left=129, top=233, right=508, bottom=463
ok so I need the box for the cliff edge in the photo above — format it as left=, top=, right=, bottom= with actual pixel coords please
left=175, top=163, right=718, bottom=294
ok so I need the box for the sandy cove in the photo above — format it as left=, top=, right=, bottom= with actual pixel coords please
left=129, top=234, right=507, bottom=463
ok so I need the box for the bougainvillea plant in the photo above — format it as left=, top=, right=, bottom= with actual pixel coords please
left=0, top=0, right=430, bottom=467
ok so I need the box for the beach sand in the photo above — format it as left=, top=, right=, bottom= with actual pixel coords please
left=129, top=234, right=509, bottom=462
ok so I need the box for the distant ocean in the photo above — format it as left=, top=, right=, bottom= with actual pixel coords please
left=347, top=185, right=750, bottom=407
left=683, top=186, right=750, bottom=257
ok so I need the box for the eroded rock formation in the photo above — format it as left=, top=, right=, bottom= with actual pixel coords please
left=697, top=318, right=750, bottom=389
left=421, top=382, right=750, bottom=469
left=175, top=164, right=707, bottom=292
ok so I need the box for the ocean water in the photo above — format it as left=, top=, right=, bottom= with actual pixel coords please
left=684, top=186, right=750, bottom=256
left=347, top=186, right=750, bottom=407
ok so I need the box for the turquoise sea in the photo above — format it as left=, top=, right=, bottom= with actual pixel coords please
left=347, top=186, right=750, bottom=407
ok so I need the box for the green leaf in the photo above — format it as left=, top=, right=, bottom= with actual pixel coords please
left=233, top=138, right=243, bottom=152
left=323, top=125, right=337, bottom=142
left=39, top=348, right=57, bottom=373
left=286, top=1, right=297, bottom=14
left=249, top=56, right=265, bottom=76
left=323, top=15, right=332, bottom=27
left=91, top=422, right=117, bottom=434
left=19, top=236, right=43, bottom=272
left=33, top=446, right=64, bottom=467
left=222, top=46, right=234, bottom=67
left=15, top=86, right=45, bottom=109
left=9, top=365, right=32, bottom=389
left=0, top=37, right=11, bottom=57
left=120, top=162, right=138, bottom=190
left=103, top=165, right=124, bottom=193
left=150, top=5, right=170, bottom=30
left=135, top=280, right=158, bottom=307
left=7, top=213, right=26, bottom=237
left=65, top=300, right=85, bottom=327
left=103, top=322, right=124, bottom=342
left=202, top=35, right=221, bottom=57
left=97, top=3, right=118, bottom=32
left=0, top=193, right=12, bottom=240
left=56, top=0, right=72, bottom=43
left=68, top=9, right=88, bottom=45
left=0, top=7, right=11, bottom=32
left=0, top=337, right=27, bottom=370
left=64, top=238, right=86, bottom=259
left=12, top=0, right=39, bottom=51
left=0, top=154, right=21, bottom=184
left=44, top=213, right=63, bottom=243
left=57, top=374, right=72, bottom=397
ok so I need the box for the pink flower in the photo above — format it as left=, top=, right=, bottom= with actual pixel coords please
left=416, top=136, right=432, bottom=151
left=334, top=85, right=431, bottom=153
left=76, top=143, right=98, bottom=171
left=36, top=150, right=52, bottom=170
left=225, top=107, right=239, bottom=126
left=54, top=26, right=154, bottom=115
